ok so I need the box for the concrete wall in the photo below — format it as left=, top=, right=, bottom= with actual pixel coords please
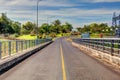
left=0, top=41, right=52, bottom=73
left=72, top=42, right=120, bottom=67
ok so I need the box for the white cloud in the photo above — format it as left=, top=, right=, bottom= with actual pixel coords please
left=3, top=8, right=119, bottom=27
left=36, top=8, right=119, bottom=27
left=83, top=0, right=120, bottom=3
left=92, top=0, right=120, bottom=2
left=38, top=8, right=120, bottom=18
left=0, top=0, right=119, bottom=28
left=0, top=0, right=75, bottom=7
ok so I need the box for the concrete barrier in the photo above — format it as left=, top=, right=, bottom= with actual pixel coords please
left=0, top=41, right=52, bottom=74
left=72, top=42, right=120, bottom=67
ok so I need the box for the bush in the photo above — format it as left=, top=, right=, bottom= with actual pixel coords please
left=14, top=33, right=19, bottom=37
left=30, top=34, right=36, bottom=36
left=49, top=32, right=56, bottom=38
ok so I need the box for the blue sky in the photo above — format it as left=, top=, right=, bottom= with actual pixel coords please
left=0, top=0, right=120, bottom=28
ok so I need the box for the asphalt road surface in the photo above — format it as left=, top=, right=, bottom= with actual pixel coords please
left=0, top=38, right=120, bottom=80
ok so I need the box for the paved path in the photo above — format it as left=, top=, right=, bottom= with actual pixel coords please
left=0, top=38, right=120, bottom=80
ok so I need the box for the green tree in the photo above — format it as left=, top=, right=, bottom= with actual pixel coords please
left=77, top=23, right=110, bottom=34
left=62, top=22, right=73, bottom=33
left=39, top=23, right=49, bottom=34
left=38, top=20, right=73, bottom=36
left=52, top=20, right=62, bottom=33
left=89, top=23, right=99, bottom=33
left=0, top=21, right=5, bottom=34
left=11, top=22, right=21, bottom=34
left=52, top=19, right=61, bottom=26
left=0, top=13, right=14, bottom=34
left=21, top=21, right=35, bottom=34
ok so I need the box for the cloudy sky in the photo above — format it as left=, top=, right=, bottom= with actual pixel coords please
left=0, top=0, right=120, bottom=28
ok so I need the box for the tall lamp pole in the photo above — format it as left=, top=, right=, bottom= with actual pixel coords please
left=36, top=0, right=42, bottom=39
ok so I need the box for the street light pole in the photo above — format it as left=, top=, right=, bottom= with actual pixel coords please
left=36, top=0, right=42, bottom=39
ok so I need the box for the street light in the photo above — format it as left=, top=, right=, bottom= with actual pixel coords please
left=36, top=0, right=42, bottom=39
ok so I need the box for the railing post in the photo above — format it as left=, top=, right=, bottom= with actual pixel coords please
left=118, top=40, right=120, bottom=54
left=16, top=41, right=18, bottom=53
left=0, top=42, right=2, bottom=59
left=28, top=40, right=30, bottom=48
left=36, top=39, right=38, bottom=45
left=111, top=40, right=114, bottom=56
left=33, top=40, right=34, bottom=46
left=21, top=41, right=23, bottom=51
left=89, top=40, right=91, bottom=48
left=8, top=41, right=11, bottom=56
left=96, top=40, right=98, bottom=50
left=26, top=40, right=27, bottom=49
left=102, top=40, right=105, bottom=51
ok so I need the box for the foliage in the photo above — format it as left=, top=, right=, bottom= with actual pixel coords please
left=49, top=32, right=56, bottom=38
left=0, top=13, right=21, bottom=35
left=39, top=23, right=49, bottom=34
left=21, top=21, right=36, bottom=34
left=77, top=23, right=112, bottom=34
left=0, top=13, right=73, bottom=39
left=11, top=22, right=21, bottom=34
left=39, top=19, right=73, bottom=35
left=0, top=13, right=14, bottom=34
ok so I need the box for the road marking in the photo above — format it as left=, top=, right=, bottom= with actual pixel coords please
left=60, top=43, right=67, bottom=80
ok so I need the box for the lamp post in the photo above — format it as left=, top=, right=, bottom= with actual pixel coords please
left=36, top=0, right=42, bottom=39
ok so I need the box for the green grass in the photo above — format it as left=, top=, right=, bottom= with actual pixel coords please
left=90, top=33, right=100, bottom=38
left=56, top=33, right=71, bottom=37
left=17, top=35, right=37, bottom=40
left=56, top=34, right=62, bottom=37
left=90, top=33, right=113, bottom=38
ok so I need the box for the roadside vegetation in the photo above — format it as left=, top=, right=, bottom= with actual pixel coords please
left=0, top=13, right=117, bottom=40
left=76, top=23, right=115, bottom=38
left=0, top=13, right=73, bottom=40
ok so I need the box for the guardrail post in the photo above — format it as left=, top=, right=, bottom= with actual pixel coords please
left=8, top=41, right=11, bottom=56
left=29, top=40, right=31, bottom=48
left=25, top=40, right=27, bottom=49
left=16, top=41, right=18, bottom=53
left=89, top=40, right=91, bottom=48
left=102, top=40, right=105, bottom=51
left=0, top=42, right=2, bottom=59
left=21, top=41, right=23, bottom=51
left=36, top=39, right=38, bottom=45
left=88, top=39, right=90, bottom=47
left=111, top=40, right=114, bottom=56
left=118, top=40, right=120, bottom=54
left=96, top=40, right=98, bottom=50
left=33, top=40, right=34, bottom=47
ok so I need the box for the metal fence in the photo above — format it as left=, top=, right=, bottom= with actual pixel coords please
left=74, top=38, right=120, bottom=56
left=0, top=39, right=52, bottom=59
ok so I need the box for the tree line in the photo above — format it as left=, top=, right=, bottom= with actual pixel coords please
left=0, top=13, right=73, bottom=38
left=77, top=23, right=113, bottom=34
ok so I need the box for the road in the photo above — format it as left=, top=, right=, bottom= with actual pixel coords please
left=0, top=38, right=120, bottom=80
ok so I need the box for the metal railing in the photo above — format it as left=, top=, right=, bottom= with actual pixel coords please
left=0, top=39, right=52, bottom=59
left=74, top=38, right=120, bottom=56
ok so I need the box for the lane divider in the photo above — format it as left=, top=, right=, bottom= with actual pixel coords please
left=60, top=43, right=67, bottom=80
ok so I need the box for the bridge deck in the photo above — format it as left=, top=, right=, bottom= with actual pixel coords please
left=0, top=38, right=120, bottom=80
